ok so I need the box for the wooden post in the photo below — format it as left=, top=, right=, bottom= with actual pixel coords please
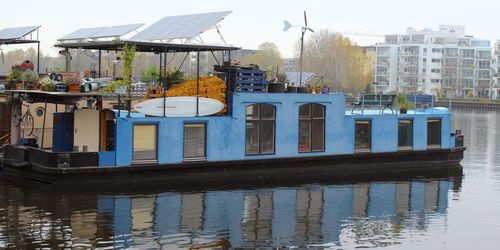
left=40, top=97, right=47, bottom=148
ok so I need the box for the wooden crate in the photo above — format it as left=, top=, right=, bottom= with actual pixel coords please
left=235, top=69, right=268, bottom=92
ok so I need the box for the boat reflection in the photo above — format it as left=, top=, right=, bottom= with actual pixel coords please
left=0, top=175, right=462, bottom=249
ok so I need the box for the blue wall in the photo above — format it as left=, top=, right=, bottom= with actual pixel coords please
left=111, top=93, right=454, bottom=166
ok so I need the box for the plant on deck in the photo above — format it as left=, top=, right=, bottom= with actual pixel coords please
left=395, top=93, right=414, bottom=112
left=106, top=44, right=136, bottom=93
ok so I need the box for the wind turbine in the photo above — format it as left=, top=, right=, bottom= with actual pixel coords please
left=283, top=11, right=315, bottom=86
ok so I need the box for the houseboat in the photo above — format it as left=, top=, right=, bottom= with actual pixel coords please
left=0, top=40, right=465, bottom=187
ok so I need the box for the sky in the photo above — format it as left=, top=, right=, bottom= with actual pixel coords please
left=1, top=0, right=500, bottom=57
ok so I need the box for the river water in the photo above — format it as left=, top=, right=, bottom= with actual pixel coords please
left=0, top=110, right=498, bottom=249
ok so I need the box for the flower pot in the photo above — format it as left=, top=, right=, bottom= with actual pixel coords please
left=55, top=83, right=68, bottom=92
left=68, top=83, right=80, bottom=93
left=268, top=83, right=285, bottom=93
left=15, top=82, right=23, bottom=90
left=114, top=85, right=127, bottom=94
left=24, top=82, right=35, bottom=90
left=287, top=86, right=298, bottom=93
left=297, top=86, right=307, bottom=93
left=400, top=108, right=407, bottom=114
left=41, top=85, right=55, bottom=92
left=321, top=87, right=329, bottom=94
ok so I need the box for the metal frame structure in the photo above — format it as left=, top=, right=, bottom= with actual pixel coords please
left=55, top=40, right=239, bottom=116
left=0, top=26, right=41, bottom=74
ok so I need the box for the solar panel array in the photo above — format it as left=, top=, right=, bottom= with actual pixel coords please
left=89, top=23, right=144, bottom=39
left=285, top=72, right=316, bottom=85
left=59, top=27, right=107, bottom=41
left=0, top=26, right=39, bottom=40
left=130, top=11, right=232, bottom=41
left=58, top=23, right=144, bottom=41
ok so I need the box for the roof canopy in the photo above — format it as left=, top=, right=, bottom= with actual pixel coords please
left=55, top=40, right=239, bottom=53
left=0, top=26, right=40, bottom=45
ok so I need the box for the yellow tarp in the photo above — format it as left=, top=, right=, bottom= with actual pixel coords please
left=166, top=76, right=227, bottom=112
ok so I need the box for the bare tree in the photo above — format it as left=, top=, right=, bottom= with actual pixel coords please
left=241, top=42, right=284, bottom=78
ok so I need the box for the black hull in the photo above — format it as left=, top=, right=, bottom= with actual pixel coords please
left=1, top=147, right=465, bottom=189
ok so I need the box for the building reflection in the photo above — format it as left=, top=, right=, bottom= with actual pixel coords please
left=0, top=176, right=462, bottom=249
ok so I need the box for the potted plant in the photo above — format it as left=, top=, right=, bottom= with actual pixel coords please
left=304, top=84, right=314, bottom=94
left=105, top=80, right=128, bottom=94
left=63, top=75, right=81, bottom=93
left=9, top=68, right=23, bottom=90
left=268, top=72, right=287, bottom=93
left=297, top=84, right=308, bottom=93
left=287, top=82, right=298, bottom=93
left=395, top=93, right=414, bottom=114
left=21, top=70, right=39, bottom=90
left=321, top=83, right=330, bottom=94
left=39, top=78, right=56, bottom=91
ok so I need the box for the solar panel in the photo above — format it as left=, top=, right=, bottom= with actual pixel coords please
left=0, top=26, right=39, bottom=40
left=89, top=23, right=145, bottom=39
left=58, top=27, right=107, bottom=41
left=130, top=11, right=232, bottom=41
left=285, top=72, right=316, bottom=84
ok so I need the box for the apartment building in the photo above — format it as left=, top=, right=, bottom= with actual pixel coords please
left=492, top=41, right=500, bottom=99
left=374, top=25, right=492, bottom=98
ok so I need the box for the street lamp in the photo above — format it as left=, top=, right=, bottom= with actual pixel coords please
left=283, top=11, right=315, bottom=86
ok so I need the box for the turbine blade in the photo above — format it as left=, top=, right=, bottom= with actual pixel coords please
left=304, top=11, right=307, bottom=27
left=283, top=20, right=292, bottom=31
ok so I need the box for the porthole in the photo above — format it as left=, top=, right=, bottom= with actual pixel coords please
left=35, top=108, right=44, bottom=117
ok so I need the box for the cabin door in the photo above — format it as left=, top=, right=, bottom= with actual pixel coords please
left=100, top=110, right=116, bottom=151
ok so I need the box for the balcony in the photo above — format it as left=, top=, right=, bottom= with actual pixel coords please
left=377, top=62, right=390, bottom=67
left=475, top=79, right=491, bottom=88
left=441, top=83, right=456, bottom=88
left=400, top=52, right=419, bottom=57
left=373, top=81, right=390, bottom=86
left=443, top=53, right=459, bottom=58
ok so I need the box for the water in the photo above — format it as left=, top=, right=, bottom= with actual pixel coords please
left=0, top=110, right=498, bottom=249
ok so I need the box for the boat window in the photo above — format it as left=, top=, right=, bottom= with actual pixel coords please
left=133, top=124, right=158, bottom=162
left=427, top=119, right=441, bottom=148
left=246, top=104, right=276, bottom=155
left=184, top=123, right=206, bottom=161
left=355, top=120, right=371, bottom=152
left=299, top=104, right=325, bottom=152
left=398, top=119, right=413, bottom=150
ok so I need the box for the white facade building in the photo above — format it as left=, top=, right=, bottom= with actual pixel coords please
left=374, top=25, right=492, bottom=98
left=492, top=41, right=500, bottom=99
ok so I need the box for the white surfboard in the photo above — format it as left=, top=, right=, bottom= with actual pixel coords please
left=134, top=96, right=224, bottom=117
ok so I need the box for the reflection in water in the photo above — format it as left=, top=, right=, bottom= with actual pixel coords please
left=0, top=176, right=461, bottom=249
left=8, top=110, right=500, bottom=248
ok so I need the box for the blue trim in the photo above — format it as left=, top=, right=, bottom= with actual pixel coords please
left=99, top=151, right=116, bottom=166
